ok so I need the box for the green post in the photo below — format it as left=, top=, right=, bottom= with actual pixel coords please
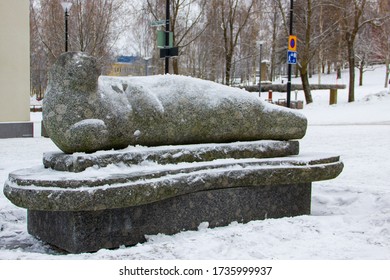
left=330, top=89, right=337, bottom=105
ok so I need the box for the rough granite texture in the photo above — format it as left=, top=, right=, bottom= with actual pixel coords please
left=43, top=52, right=307, bottom=154
left=28, top=182, right=312, bottom=253
left=43, top=140, right=299, bottom=172
left=4, top=155, right=343, bottom=212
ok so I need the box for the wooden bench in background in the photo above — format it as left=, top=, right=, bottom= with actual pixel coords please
left=240, top=84, right=347, bottom=105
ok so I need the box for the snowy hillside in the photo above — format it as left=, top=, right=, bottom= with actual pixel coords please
left=0, top=65, right=389, bottom=260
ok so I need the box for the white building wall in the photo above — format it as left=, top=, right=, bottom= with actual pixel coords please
left=0, top=0, right=30, bottom=122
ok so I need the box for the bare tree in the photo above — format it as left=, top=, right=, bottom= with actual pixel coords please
left=295, top=0, right=340, bottom=104
left=294, top=0, right=315, bottom=104
left=268, top=0, right=284, bottom=82
left=373, top=0, right=390, bottom=88
left=30, top=0, right=48, bottom=98
left=31, top=0, right=131, bottom=69
left=196, top=1, right=226, bottom=82
left=31, top=0, right=64, bottom=63
left=338, top=0, right=388, bottom=102
left=380, top=25, right=390, bottom=88
left=71, top=0, right=129, bottom=59
left=355, top=24, right=380, bottom=86
left=213, top=0, right=256, bottom=85
left=170, top=0, right=208, bottom=74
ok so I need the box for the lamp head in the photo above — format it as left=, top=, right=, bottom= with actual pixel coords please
left=61, top=2, right=73, bottom=12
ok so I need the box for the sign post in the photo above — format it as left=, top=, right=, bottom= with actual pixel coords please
left=165, top=0, right=170, bottom=74
left=286, top=0, right=294, bottom=108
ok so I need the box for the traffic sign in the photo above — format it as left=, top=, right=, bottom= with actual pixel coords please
left=151, top=20, right=168, bottom=27
left=287, top=50, right=297, bottom=64
left=288, top=35, right=297, bottom=51
left=157, top=30, right=173, bottom=48
left=160, top=47, right=179, bottom=58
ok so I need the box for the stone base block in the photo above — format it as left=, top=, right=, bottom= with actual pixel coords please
left=0, top=122, right=33, bottom=138
left=28, top=183, right=311, bottom=253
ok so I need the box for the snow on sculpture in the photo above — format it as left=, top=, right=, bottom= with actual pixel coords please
left=43, top=52, right=307, bottom=153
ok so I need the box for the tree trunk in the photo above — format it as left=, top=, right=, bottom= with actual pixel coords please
left=337, top=33, right=343, bottom=79
left=337, top=65, right=342, bottom=79
left=385, top=58, right=389, bottom=88
left=300, top=66, right=313, bottom=104
left=225, top=52, right=233, bottom=85
left=347, top=41, right=355, bottom=102
left=173, top=58, right=179, bottom=75
left=317, top=63, right=322, bottom=85
left=359, top=63, right=363, bottom=86
left=270, top=4, right=277, bottom=81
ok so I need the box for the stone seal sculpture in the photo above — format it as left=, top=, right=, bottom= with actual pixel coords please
left=4, top=51, right=343, bottom=253
left=43, top=52, right=307, bottom=153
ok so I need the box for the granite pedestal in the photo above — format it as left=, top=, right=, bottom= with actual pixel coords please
left=4, top=140, right=343, bottom=253
left=28, top=183, right=311, bottom=253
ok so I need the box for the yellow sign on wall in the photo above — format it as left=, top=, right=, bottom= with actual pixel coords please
left=288, top=35, right=297, bottom=51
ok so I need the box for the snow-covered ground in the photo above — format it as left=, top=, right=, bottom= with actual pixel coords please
left=0, top=66, right=389, bottom=260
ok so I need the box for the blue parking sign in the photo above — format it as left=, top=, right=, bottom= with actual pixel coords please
left=287, top=51, right=297, bottom=64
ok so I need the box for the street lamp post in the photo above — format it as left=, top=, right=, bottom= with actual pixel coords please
left=61, top=1, right=72, bottom=52
left=144, top=57, right=152, bottom=76
left=165, top=0, right=170, bottom=74
left=258, top=41, right=264, bottom=97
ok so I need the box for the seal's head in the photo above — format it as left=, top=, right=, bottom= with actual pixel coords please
left=48, top=52, right=100, bottom=93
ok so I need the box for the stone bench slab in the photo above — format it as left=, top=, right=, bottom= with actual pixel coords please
left=43, top=140, right=300, bottom=173
left=4, top=154, right=343, bottom=212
